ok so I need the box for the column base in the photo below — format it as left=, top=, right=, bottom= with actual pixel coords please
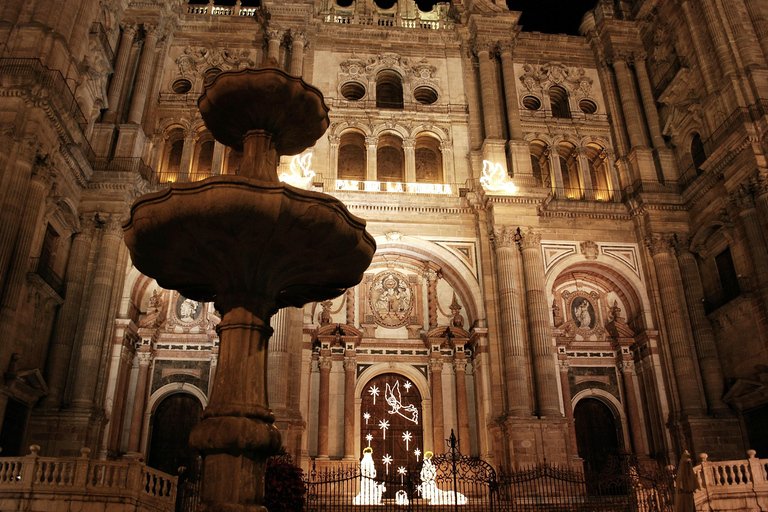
left=504, top=416, right=574, bottom=467
left=671, top=414, right=745, bottom=461
left=27, top=407, right=106, bottom=457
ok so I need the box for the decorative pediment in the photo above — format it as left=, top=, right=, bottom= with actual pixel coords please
left=5, top=368, right=49, bottom=406
left=316, top=323, right=363, bottom=349
left=519, top=62, right=593, bottom=96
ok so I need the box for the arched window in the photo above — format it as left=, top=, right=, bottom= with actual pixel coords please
left=338, top=131, right=366, bottom=180
left=161, top=128, right=185, bottom=183
left=376, top=70, right=404, bottom=110
left=586, top=143, right=611, bottom=201
left=557, top=141, right=581, bottom=198
left=192, top=132, right=215, bottom=180
left=414, top=134, right=442, bottom=183
left=549, top=85, right=571, bottom=119
left=529, top=139, right=551, bottom=188
left=377, top=134, right=404, bottom=182
left=691, top=133, right=706, bottom=175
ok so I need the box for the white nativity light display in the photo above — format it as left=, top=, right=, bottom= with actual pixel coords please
left=278, top=152, right=316, bottom=189
left=420, top=452, right=468, bottom=505
left=353, top=447, right=385, bottom=505
left=480, top=160, right=517, bottom=195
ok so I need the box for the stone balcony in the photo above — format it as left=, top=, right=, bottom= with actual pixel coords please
left=695, top=450, right=768, bottom=512
left=0, top=446, right=176, bottom=512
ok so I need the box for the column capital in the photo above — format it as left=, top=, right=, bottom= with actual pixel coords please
left=142, top=23, right=159, bottom=41
left=472, top=39, right=495, bottom=57
left=672, top=233, right=693, bottom=255
left=402, top=138, right=416, bottom=150
left=102, top=213, right=124, bottom=236
left=752, top=168, right=768, bottom=198
left=31, top=155, right=57, bottom=185
left=266, top=27, right=283, bottom=42
left=453, top=359, right=467, bottom=373
left=618, top=359, right=635, bottom=373
left=730, top=182, right=756, bottom=212
left=645, top=233, right=674, bottom=256
left=290, top=29, right=307, bottom=47
left=517, top=228, right=541, bottom=250
left=497, top=40, right=516, bottom=56
left=137, top=351, right=153, bottom=365
left=319, top=357, right=333, bottom=370
left=343, top=356, right=356, bottom=371
left=440, top=140, right=453, bottom=151
left=365, top=136, right=378, bottom=147
left=429, top=358, right=443, bottom=372
left=328, top=135, right=340, bottom=146
left=122, top=23, right=138, bottom=38
left=491, top=225, right=519, bottom=250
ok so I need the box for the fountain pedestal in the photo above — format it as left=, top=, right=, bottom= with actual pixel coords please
left=123, top=62, right=375, bottom=511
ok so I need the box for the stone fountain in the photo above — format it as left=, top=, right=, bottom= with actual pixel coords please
left=123, top=61, right=376, bottom=511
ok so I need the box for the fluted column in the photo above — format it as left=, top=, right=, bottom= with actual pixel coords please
left=453, top=357, right=471, bottom=453
left=473, top=41, right=502, bottom=140
left=700, top=0, right=738, bottom=79
left=42, top=217, right=95, bottom=407
left=127, top=25, right=159, bottom=125
left=633, top=54, right=666, bottom=151
left=103, top=24, right=137, bottom=124
left=617, top=359, right=648, bottom=455
left=574, top=147, right=594, bottom=200
left=547, top=147, right=566, bottom=194
left=498, top=42, right=523, bottom=140
left=645, top=234, right=705, bottom=417
left=343, top=355, right=356, bottom=459
left=0, top=160, right=56, bottom=371
left=268, top=308, right=289, bottom=410
left=612, top=57, right=648, bottom=149
left=266, top=27, right=282, bottom=63
left=0, top=140, right=36, bottom=295
left=731, top=185, right=768, bottom=314
left=290, top=30, right=306, bottom=77
left=430, top=357, right=445, bottom=453
left=743, top=0, right=768, bottom=62
left=403, top=138, right=416, bottom=183
left=721, top=0, right=766, bottom=69
left=518, top=229, right=561, bottom=417
left=365, top=137, right=377, bottom=181
left=680, top=1, right=718, bottom=94
left=491, top=226, right=532, bottom=417
left=127, top=350, right=152, bottom=453
left=674, top=237, right=728, bottom=414
left=71, top=215, right=124, bottom=408
left=596, top=59, right=630, bottom=157
left=316, top=354, right=332, bottom=458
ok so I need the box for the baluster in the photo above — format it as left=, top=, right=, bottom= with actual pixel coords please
left=0, top=462, right=7, bottom=482
left=13, top=461, right=21, bottom=480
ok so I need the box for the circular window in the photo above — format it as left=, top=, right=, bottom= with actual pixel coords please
left=579, top=99, right=597, bottom=114
left=203, top=67, right=222, bottom=85
left=171, top=78, right=192, bottom=94
left=341, top=81, right=366, bottom=101
left=523, top=95, right=541, bottom=110
left=413, top=85, right=438, bottom=105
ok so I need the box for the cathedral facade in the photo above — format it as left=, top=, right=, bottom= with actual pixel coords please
left=0, top=0, right=767, bottom=481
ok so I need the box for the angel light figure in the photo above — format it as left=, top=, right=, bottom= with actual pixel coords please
left=479, top=160, right=517, bottom=195
left=352, top=447, right=385, bottom=505
left=385, top=380, right=418, bottom=424
left=278, top=152, right=316, bottom=189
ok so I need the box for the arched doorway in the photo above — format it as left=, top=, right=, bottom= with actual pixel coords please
left=148, top=394, right=202, bottom=480
left=360, top=373, right=423, bottom=496
left=574, top=397, right=621, bottom=474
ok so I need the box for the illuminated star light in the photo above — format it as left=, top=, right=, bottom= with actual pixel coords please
left=378, top=419, right=390, bottom=439
left=369, top=385, right=380, bottom=404
left=365, top=433, right=373, bottom=447
left=363, top=412, right=371, bottom=424
left=402, top=431, right=413, bottom=450
left=403, top=381, right=412, bottom=391
left=414, top=448, right=421, bottom=462
left=397, top=466, right=407, bottom=483
left=382, top=454, right=393, bottom=474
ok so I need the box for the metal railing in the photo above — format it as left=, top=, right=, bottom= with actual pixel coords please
left=92, top=157, right=154, bottom=183
left=184, top=2, right=259, bottom=16
left=323, top=11, right=454, bottom=30
left=520, top=108, right=610, bottom=123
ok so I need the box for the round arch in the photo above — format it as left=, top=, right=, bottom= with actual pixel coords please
left=141, top=383, right=208, bottom=456
left=354, top=363, right=434, bottom=456
left=571, top=388, right=630, bottom=468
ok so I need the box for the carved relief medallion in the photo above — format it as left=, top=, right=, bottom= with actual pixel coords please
left=176, top=295, right=203, bottom=322
left=369, top=271, right=413, bottom=328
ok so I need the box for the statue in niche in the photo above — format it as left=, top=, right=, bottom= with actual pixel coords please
left=177, top=295, right=202, bottom=322
left=370, top=271, right=413, bottom=328
left=139, top=289, right=165, bottom=328
left=571, top=297, right=596, bottom=330
left=318, top=299, right=333, bottom=325
left=449, top=293, right=464, bottom=328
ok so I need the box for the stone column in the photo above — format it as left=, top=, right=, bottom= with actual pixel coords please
left=0, top=140, right=36, bottom=295
left=453, top=357, right=471, bottom=453
left=596, top=60, right=630, bottom=158
left=211, top=141, right=226, bottom=175
left=266, top=27, right=282, bottom=63
left=403, top=138, right=416, bottom=183
left=558, top=360, right=578, bottom=455
left=491, top=226, right=532, bottom=417
left=617, top=359, right=648, bottom=455
left=547, top=147, right=566, bottom=195
left=127, top=24, right=159, bottom=125
left=731, top=185, right=768, bottom=315
left=127, top=350, right=152, bottom=453
left=42, top=217, right=95, bottom=407
left=328, top=135, right=340, bottom=179
left=743, top=0, right=768, bottom=62
left=70, top=215, right=124, bottom=408
left=681, top=1, right=717, bottom=94
left=612, top=56, right=648, bottom=149
left=441, top=140, right=455, bottom=183
left=343, top=355, right=356, bottom=460
left=103, top=24, right=137, bottom=124
left=574, top=147, right=594, bottom=200
left=498, top=42, right=523, bottom=140
left=645, top=234, right=705, bottom=417
left=473, top=41, right=502, bottom=140
left=316, top=354, right=332, bottom=458
left=365, top=136, right=377, bottom=182
left=268, top=308, right=289, bottom=410
left=430, top=357, right=445, bottom=453
left=518, top=229, right=561, bottom=417
left=426, top=269, right=438, bottom=330
left=674, top=237, right=728, bottom=414
left=721, top=0, right=766, bottom=69
left=178, top=131, right=197, bottom=182
left=633, top=54, right=667, bottom=151
left=699, top=0, right=738, bottom=78
left=289, top=30, right=306, bottom=77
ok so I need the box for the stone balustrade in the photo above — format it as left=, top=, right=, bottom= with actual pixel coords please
left=695, top=450, right=768, bottom=511
left=0, top=446, right=176, bottom=512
